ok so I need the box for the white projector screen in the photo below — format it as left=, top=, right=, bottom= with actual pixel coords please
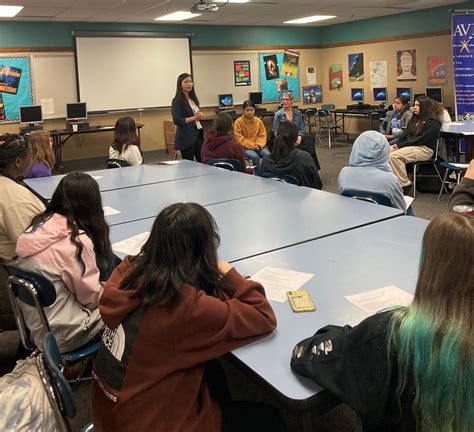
left=74, top=33, right=192, bottom=112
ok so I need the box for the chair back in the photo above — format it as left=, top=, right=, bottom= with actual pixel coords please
left=261, top=172, right=299, bottom=185
left=7, top=266, right=57, bottom=351
left=321, top=104, right=335, bottom=111
left=106, top=158, right=129, bottom=169
left=38, top=332, right=76, bottom=431
left=207, top=158, right=242, bottom=172
left=341, top=189, right=395, bottom=208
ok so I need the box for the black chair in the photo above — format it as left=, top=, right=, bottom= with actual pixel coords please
left=106, top=158, right=129, bottom=169
left=261, top=172, right=299, bottom=185
left=304, top=109, right=317, bottom=134
left=411, top=139, right=444, bottom=198
left=341, top=189, right=395, bottom=208
left=7, top=266, right=100, bottom=368
left=207, top=158, right=242, bottom=172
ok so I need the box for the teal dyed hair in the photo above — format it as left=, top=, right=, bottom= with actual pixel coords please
left=388, top=213, right=474, bottom=432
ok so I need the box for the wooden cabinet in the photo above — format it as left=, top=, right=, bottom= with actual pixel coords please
left=163, top=120, right=177, bottom=158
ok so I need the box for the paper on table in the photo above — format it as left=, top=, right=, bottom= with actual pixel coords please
left=251, top=266, right=314, bottom=302
left=102, top=206, right=120, bottom=216
left=112, top=232, right=150, bottom=256
left=159, top=160, right=181, bottom=165
left=404, top=195, right=414, bottom=209
left=345, top=285, right=413, bottom=315
left=91, top=176, right=103, bottom=180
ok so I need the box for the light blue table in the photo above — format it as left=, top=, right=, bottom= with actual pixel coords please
left=24, top=160, right=222, bottom=200
left=228, top=216, right=429, bottom=403
left=110, top=186, right=404, bottom=260
left=103, top=170, right=291, bottom=225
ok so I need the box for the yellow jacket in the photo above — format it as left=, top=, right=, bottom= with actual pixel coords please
left=233, top=115, right=267, bottom=149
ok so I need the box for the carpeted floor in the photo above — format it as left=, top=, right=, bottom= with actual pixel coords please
left=0, top=135, right=452, bottom=431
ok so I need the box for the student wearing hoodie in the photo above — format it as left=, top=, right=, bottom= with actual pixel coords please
left=91, top=203, right=281, bottom=432
left=339, top=130, right=406, bottom=211
left=261, top=122, right=322, bottom=189
left=15, top=172, right=114, bottom=353
left=201, top=112, right=253, bottom=173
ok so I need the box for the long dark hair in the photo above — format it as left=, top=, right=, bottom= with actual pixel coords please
left=112, top=117, right=141, bottom=154
left=29, top=172, right=112, bottom=275
left=271, top=122, right=298, bottom=161
left=0, top=134, right=30, bottom=175
left=406, top=96, right=436, bottom=136
left=174, top=73, right=200, bottom=107
left=120, top=203, right=225, bottom=307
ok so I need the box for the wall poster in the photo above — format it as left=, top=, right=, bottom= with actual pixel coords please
left=234, top=60, right=251, bottom=86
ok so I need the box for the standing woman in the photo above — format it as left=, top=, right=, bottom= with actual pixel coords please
left=171, top=73, right=204, bottom=162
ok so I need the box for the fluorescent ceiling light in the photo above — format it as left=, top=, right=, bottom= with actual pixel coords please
left=155, top=11, right=202, bottom=21
left=284, top=15, right=336, bottom=24
left=0, top=5, right=24, bottom=17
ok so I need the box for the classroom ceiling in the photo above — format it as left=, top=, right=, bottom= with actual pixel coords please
left=4, top=0, right=467, bottom=26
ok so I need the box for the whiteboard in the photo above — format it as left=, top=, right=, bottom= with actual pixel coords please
left=192, top=51, right=261, bottom=107
left=75, top=36, right=192, bottom=112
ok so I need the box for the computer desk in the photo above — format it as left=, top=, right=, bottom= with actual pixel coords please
left=227, top=216, right=429, bottom=408
left=23, top=160, right=222, bottom=201
left=102, top=170, right=292, bottom=226
left=50, top=124, right=144, bottom=172
left=332, top=107, right=386, bottom=136
left=110, top=186, right=403, bottom=261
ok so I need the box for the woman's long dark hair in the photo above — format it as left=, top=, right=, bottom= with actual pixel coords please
left=406, top=96, right=436, bottom=136
left=271, top=121, right=298, bottom=161
left=174, top=73, right=200, bottom=107
left=29, top=172, right=112, bottom=275
left=112, top=117, right=141, bottom=154
left=120, top=203, right=225, bottom=307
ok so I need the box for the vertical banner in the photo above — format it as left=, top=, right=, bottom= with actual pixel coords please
left=452, top=13, right=474, bottom=119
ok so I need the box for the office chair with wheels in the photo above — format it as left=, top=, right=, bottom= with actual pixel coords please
left=261, top=172, right=299, bottom=185
left=106, top=158, right=129, bottom=169
left=207, top=158, right=242, bottom=172
left=7, top=266, right=100, bottom=372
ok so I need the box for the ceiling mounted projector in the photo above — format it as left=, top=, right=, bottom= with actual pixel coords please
left=191, top=1, right=220, bottom=13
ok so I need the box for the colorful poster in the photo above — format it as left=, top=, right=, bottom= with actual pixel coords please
left=329, top=64, right=343, bottom=90
left=427, top=56, right=447, bottom=85
left=370, top=61, right=387, bottom=88
left=234, top=60, right=251, bottom=86
left=281, top=50, right=300, bottom=78
left=348, top=53, right=364, bottom=81
left=303, top=85, right=322, bottom=104
left=397, top=49, right=417, bottom=80
left=452, top=14, right=474, bottom=119
left=306, top=66, right=316, bottom=85
left=259, top=52, right=300, bottom=102
left=0, top=56, right=33, bottom=123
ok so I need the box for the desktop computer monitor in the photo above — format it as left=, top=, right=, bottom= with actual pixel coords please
left=218, top=94, right=234, bottom=110
left=249, top=92, right=262, bottom=105
left=279, top=89, right=293, bottom=104
left=66, top=102, right=87, bottom=121
left=396, top=87, right=412, bottom=101
left=351, top=88, right=364, bottom=102
left=373, top=87, right=387, bottom=102
left=19, top=105, right=43, bottom=124
left=426, top=87, right=443, bottom=104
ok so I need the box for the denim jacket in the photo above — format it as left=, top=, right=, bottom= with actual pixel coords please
left=272, top=108, right=305, bottom=136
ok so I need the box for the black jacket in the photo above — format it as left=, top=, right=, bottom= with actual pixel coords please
left=449, top=177, right=474, bottom=209
left=397, top=117, right=441, bottom=151
left=260, top=149, right=322, bottom=189
left=291, top=311, right=416, bottom=432
left=171, top=97, right=200, bottom=150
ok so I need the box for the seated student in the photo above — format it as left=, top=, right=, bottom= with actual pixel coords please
left=291, top=212, right=474, bottom=432
left=380, top=96, right=412, bottom=143
left=91, top=203, right=281, bottom=432
left=233, top=100, right=269, bottom=167
left=25, top=131, right=55, bottom=179
left=389, top=96, right=441, bottom=193
left=449, top=158, right=474, bottom=210
left=201, top=112, right=253, bottom=174
left=0, top=134, right=45, bottom=331
left=14, top=172, right=113, bottom=353
left=109, top=117, right=143, bottom=166
left=261, top=122, right=322, bottom=189
left=339, top=131, right=406, bottom=211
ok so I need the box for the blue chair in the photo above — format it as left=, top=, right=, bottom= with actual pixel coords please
left=106, top=158, right=129, bottom=169
left=261, top=172, right=299, bottom=185
left=207, top=158, right=242, bottom=172
left=7, top=266, right=100, bottom=368
left=437, top=161, right=468, bottom=200
left=341, top=189, right=395, bottom=208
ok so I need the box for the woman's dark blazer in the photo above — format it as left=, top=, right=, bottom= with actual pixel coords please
left=171, top=97, right=200, bottom=150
